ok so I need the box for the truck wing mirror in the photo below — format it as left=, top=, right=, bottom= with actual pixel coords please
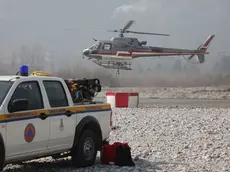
left=11, top=98, right=29, bottom=112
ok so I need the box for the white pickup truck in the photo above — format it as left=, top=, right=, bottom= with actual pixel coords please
left=0, top=73, right=112, bottom=170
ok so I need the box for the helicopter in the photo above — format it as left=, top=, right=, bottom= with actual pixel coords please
left=82, top=20, right=215, bottom=74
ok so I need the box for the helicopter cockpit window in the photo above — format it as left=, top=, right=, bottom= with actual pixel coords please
left=95, top=42, right=101, bottom=49
left=90, top=42, right=101, bottom=50
left=103, top=43, right=111, bottom=50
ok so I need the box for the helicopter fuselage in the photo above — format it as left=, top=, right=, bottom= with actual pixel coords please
left=82, top=36, right=212, bottom=61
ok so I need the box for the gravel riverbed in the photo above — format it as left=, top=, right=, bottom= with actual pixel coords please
left=3, top=107, right=230, bottom=172
left=100, top=86, right=230, bottom=99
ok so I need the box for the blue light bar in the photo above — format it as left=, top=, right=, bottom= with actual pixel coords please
left=20, top=65, right=29, bottom=76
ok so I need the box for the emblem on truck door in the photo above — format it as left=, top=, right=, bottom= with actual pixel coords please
left=59, top=119, right=64, bottom=131
left=24, top=123, right=36, bottom=143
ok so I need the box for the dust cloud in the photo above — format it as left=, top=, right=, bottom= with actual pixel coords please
left=1, top=45, right=230, bottom=87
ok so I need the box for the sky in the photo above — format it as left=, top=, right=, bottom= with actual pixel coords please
left=0, top=0, right=230, bottom=72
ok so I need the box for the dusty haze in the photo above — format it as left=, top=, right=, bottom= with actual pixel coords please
left=0, top=0, right=230, bottom=87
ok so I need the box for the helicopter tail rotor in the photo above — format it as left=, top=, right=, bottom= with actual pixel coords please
left=186, top=34, right=215, bottom=63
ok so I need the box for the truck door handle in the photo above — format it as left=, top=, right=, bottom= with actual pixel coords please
left=39, top=113, right=48, bottom=120
left=64, top=110, right=72, bottom=117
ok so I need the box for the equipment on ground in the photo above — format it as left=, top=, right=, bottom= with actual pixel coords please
left=81, top=20, right=215, bottom=74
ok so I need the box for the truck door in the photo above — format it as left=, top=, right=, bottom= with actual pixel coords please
left=42, top=80, right=76, bottom=151
left=5, top=81, right=49, bottom=158
left=0, top=81, right=13, bottom=158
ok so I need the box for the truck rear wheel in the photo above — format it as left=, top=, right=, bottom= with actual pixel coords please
left=72, top=129, right=98, bottom=168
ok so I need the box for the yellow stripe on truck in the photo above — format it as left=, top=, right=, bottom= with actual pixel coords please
left=0, top=104, right=111, bottom=123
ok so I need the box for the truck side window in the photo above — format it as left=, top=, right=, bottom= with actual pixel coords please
left=43, top=81, right=69, bottom=108
left=8, top=81, right=44, bottom=112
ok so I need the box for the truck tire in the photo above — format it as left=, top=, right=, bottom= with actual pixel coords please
left=0, top=141, right=4, bottom=171
left=72, top=129, right=98, bottom=168
left=0, top=155, right=3, bottom=171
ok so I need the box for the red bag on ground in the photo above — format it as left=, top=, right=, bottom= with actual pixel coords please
left=100, top=142, right=130, bottom=165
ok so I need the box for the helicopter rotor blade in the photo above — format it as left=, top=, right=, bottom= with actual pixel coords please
left=125, top=30, right=170, bottom=36
left=121, top=20, right=135, bottom=33
left=106, top=29, right=120, bottom=32
left=62, top=28, right=79, bottom=30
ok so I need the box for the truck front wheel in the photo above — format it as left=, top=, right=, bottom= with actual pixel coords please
left=0, top=142, right=5, bottom=171
left=72, top=129, right=98, bottom=168
left=0, top=154, right=3, bottom=171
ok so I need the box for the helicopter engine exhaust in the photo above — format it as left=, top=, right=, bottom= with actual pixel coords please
left=139, top=41, right=147, bottom=45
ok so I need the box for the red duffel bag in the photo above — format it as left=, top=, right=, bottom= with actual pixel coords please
left=100, top=142, right=135, bottom=166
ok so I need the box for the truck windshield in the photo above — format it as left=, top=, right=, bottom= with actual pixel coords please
left=0, top=81, right=13, bottom=105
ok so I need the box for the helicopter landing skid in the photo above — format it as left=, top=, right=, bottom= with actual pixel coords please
left=92, top=59, right=132, bottom=74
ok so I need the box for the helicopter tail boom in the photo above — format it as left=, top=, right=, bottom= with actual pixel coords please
left=188, top=34, right=215, bottom=63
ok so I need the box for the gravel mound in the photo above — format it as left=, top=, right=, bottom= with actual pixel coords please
left=3, top=107, right=230, bottom=171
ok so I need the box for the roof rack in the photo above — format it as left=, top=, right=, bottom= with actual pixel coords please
left=17, top=65, right=52, bottom=77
